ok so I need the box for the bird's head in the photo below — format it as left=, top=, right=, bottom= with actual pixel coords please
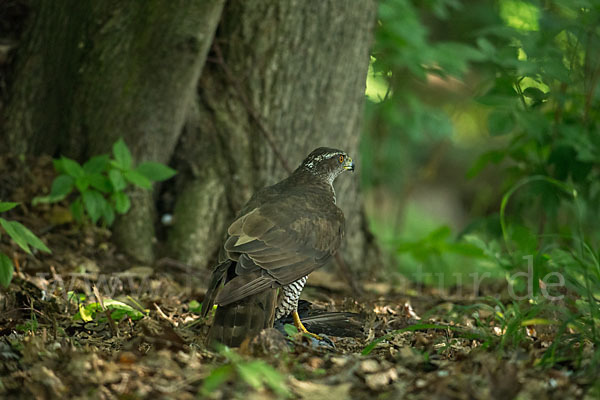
left=299, top=147, right=355, bottom=184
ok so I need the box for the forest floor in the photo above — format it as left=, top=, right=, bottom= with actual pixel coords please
left=0, top=155, right=597, bottom=400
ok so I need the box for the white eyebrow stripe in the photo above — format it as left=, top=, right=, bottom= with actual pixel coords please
left=304, top=152, right=341, bottom=169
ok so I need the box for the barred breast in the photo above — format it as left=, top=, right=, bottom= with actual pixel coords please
left=275, top=276, right=308, bottom=320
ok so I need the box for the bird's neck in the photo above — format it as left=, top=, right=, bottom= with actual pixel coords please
left=289, top=168, right=337, bottom=203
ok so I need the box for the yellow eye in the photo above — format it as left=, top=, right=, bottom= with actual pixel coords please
left=339, top=155, right=344, bottom=163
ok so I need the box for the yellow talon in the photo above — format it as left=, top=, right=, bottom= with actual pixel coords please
left=292, top=310, right=322, bottom=340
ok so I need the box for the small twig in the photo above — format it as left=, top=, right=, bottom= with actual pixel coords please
left=154, top=303, right=177, bottom=327
left=93, top=285, right=119, bottom=337
left=212, top=42, right=293, bottom=174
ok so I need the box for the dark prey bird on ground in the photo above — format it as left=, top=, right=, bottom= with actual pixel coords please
left=201, top=147, right=355, bottom=347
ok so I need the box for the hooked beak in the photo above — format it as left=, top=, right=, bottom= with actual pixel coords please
left=344, top=157, right=355, bottom=172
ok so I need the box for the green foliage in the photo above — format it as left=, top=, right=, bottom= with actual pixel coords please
left=73, top=298, right=146, bottom=322
left=15, top=313, right=38, bottom=333
left=364, top=0, right=600, bottom=372
left=33, top=138, right=176, bottom=226
left=188, top=300, right=202, bottom=313
left=464, top=1, right=600, bottom=368
left=201, top=345, right=290, bottom=398
left=0, top=202, right=51, bottom=288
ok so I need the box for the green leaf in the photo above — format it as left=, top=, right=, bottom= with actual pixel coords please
left=73, top=299, right=144, bottom=321
left=466, top=150, right=505, bottom=179
left=102, top=201, right=115, bottom=226
left=188, top=300, right=202, bottom=313
left=15, top=222, right=50, bottom=253
left=113, top=138, right=132, bottom=170
left=0, top=202, right=18, bottom=213
left=0, top=253, right=14, bottom=288
left=87, top=174, right=112, bottom=193
left=201, top=365, right=233, bottom=396
left=113, top=191, right=131, bottom=214
left=236, top=362, right=264, bottom=390
left=109, top=169, right=127, bottom=191
left=283, top=323, right=299, bottom=337
left=60, top=157, right=85, bottom=178
left=32, top=175, right=74, bottom=205
left=83, top=154, right=109, bottom=174
left=135, top=162, right=177, bottom=182
left=522, top=87, right=547, bottom=102
left=123, top=170, right=152, bottom=189
left=0, top=218, right=31, bottom=254
left=75, top=176, right=90, bottom=192
left=0, top=219, right=50, bottom=254
left=70, top=198, right=84, bottom=222
left=82, top=190, right=107, bottom=224
left=488, top=109, right=515, bottom=136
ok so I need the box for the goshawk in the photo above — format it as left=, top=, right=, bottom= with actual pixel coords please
left=201, top=147, right=354, bottom=347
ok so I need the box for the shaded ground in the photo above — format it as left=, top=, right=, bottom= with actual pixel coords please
left=0, top=155, right=597, bottom=399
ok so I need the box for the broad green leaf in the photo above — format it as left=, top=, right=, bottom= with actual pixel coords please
left=0, top=202, right=18, bottom=213
left=87, top=174, right=112, bottom=193
left=0, top=253, right=14, bottom=288
left=112, top=138, right=132, bottom=170
left=83, top=154, right=109, bottom=174
left=14, top=222, right=50, bottom=253
left=70, top=198, right=84, bottom=222
left=73, top=299, right=144, bottom=321
left=113, top=191, right=131, bottom=214
left=123, top=170, right=151, bottom=189
left=488, top=109, right=515, bottom=136
left=283, top=323, right=299, bottom=337
left=0, top=219, right=50, bottom=255
left=108, top=169, right=127, bottom=191
left=135, top=162, right=177, bottom=182
left=188, top=300, right=202, bottom=313
left=522, top=87, right=547, bottom=102
left=466, top=150, right=505, bottom=179
left=33, top=175, right=74, bottom=205
left=200, top=365, right=233, bottom=396
left=0, top=218, right=31, bottom=254
left=254, top=363, right=290, bottom=397
left=236, top=362, right=264, bottom=390
left=53, top=158, right=65, bottom=173
left=102, top=201, right=115, bottom=226
left=75, top=176, right=90, bottom=192
left=78, top=303, right=93, bottom=322
left=82, top=190, right=107, bottom=224
left=60, top=157, right=85, bottom=178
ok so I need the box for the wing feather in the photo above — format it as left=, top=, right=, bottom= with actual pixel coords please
left=215, top=193, right=344, bottom=305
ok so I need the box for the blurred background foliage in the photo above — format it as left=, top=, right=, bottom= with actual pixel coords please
left=361, top=0, right=599, bottom=367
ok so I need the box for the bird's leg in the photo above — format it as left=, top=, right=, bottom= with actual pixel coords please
left=292, top=310, right=322, bottom=340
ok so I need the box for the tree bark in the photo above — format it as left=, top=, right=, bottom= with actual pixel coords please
left=3, top=0, right=225, bottom=263
left=168, top=0, right=380, bottom=279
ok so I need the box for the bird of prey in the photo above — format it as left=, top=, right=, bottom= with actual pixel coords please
left=201, top=147, right=355, bottom=347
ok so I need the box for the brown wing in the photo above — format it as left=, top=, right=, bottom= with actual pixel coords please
left=214, top=196, right=344, bottom=306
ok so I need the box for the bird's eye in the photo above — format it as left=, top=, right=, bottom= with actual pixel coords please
left=339, top=155, right=344, bottom=163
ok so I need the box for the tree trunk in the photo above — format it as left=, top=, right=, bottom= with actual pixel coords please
left=168, top=0, right=380, bottom=279
left=3, top=0, right=225, bottom=263
left=2, top=0, right=380, bottom=279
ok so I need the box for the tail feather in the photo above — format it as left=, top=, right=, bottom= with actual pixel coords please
left=201, top=260, right=232, bottom=318
left=207, top=288, right=277, bottom=347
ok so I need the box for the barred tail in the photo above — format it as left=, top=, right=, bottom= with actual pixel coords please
left=206, top=289, right=277, bottom=347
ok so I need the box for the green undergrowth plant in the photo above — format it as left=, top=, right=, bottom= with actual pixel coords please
left=33, top=138, right=176, bottom=226
left=201, top=345, right=290, bottom=398
left=0, top=202, right=51, bottom=288
left=364, top=0, right=600, bottom=374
